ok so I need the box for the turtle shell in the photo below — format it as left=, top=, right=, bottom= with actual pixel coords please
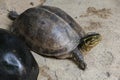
left=0, top=29, right=39, bottom=80
left=11, top=6, right=85, bottom=57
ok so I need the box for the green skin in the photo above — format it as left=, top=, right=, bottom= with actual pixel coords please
left=8, top=11, right=102, bottom=70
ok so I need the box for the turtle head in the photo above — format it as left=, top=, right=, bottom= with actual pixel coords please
left=79, top=32, right=102, bottom=52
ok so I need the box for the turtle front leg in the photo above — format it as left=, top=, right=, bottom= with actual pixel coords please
left=72, top=48, right=87, bottom=70
left=8, top=11, right=19, bottom=20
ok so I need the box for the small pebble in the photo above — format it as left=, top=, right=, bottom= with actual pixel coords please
left=106, top=72, right=110, bottom=77
left=30, top=2, right=34, bottom=6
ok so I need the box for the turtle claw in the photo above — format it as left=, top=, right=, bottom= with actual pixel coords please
left=78, top=62, right=87, bottom=70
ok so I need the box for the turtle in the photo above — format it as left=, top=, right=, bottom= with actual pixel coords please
left=0, top=28, right=39, bottom=80
left=8, top=5, right=102, bottom=70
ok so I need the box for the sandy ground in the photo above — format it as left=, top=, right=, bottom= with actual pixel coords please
left=0, top=0, right=120, bottom=80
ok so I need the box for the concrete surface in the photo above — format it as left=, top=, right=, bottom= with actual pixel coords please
left=0, top=0, right=120, bottom=80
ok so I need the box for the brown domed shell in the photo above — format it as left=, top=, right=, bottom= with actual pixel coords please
left=11, top=6, right=85, bottom=57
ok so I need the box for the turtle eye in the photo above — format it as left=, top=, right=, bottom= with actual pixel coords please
left=84, top=37, right=92, bottom=44
left=84, top=37, right=96, bottom=46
